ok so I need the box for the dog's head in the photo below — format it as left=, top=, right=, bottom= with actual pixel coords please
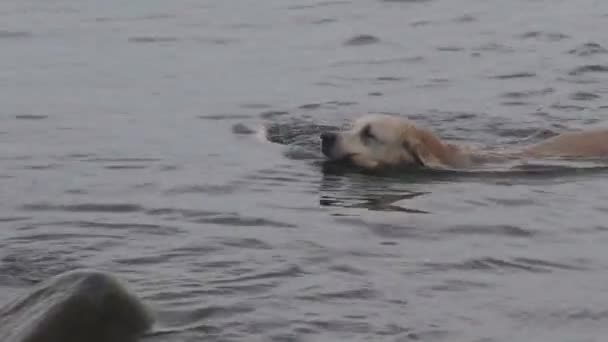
left=321, top=114, right=456, bottom=170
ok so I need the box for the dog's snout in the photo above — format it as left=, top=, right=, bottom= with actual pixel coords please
left=320, top=132, right=337, bottom=144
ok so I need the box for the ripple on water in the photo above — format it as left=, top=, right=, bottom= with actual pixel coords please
left=442, top=224, right=536, bottom=238
left=232, top=123, right=258, bottom=135
left=287, top=1, right=350, bottom=10
left=473, top=42, right=515, bottom=53
left=311, top=18, right=338, bottom=25
left=500, top=87, right=554, bottom=99
left=568, top=64, right=608, bottom=76
left=14, top=114, right=48, bottom=120
left=128, top=36, right=179, bottom=43
left=568, top=42, right=608, bottom=56
left=209, top=265, right=304, bottom=285
left=65, top=220, right=181, bottom=235
left=0, top=252, right=82, bottom=286
left=155, top=304, right=254, bottom=334
left=517, top=31, right=570, bottom=41
left=145, top=207, right=296, bottom=228
left=104, top=165, right=149, bottom=171
left=568, top=91, right=600, bottom=101
left=422, top=257, right=588, bottom=274
left=197, top=114, right=252, bottom=120
left=436, top=46, right=464, bottom=52
left=296, top=287, right=378, bottom=302
left=453, top=14, right=477, bottom=23
left=20, top=203, right=143, bottom=213
left=164, top=184, right=242, bottom=195
left=427, top=279, right=493, bottom=292
left=550, top=103, right=588, bottom=112
left=0, top=31, right=32, bottom=39
left=490, top=72, right=536, bottom=79
left=382, top=0, right=433, bottom=2
left=83, top=157, right=161, bottom=163
left=335, top=217, right=430, bottom=239
left=344, top=34, right=381, bottom=46
left=259, top=110, right=289, bottom=119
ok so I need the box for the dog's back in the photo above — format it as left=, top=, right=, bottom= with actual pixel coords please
left=523, top=129, right=608, bottom=158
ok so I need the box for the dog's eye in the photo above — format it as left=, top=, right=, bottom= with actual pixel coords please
left=361, top=124, right=375, bottom=140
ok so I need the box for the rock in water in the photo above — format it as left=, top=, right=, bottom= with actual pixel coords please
left=0, top=269, right=154, bottom=342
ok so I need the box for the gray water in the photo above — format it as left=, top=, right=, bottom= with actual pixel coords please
left=2, top=0, right=608, bottom=341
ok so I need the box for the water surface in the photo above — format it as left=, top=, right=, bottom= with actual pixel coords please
left=2, top=0, right=608, bottom=341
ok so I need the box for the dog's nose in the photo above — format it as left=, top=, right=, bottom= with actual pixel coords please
left=320, top=132, right=337, bottom=145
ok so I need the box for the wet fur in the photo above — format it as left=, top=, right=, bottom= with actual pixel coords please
left=321, top=114, right=608, bottom=171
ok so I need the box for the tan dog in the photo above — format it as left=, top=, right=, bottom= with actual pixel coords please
left=320, top=114, right=608, bottom=170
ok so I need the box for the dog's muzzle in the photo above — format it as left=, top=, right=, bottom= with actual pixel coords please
left=320, top=132, right=337, bottom=157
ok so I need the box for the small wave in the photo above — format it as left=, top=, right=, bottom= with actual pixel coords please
left=382, top=0, right=433, bottom=2
left=83, top=157, right=161, bottom=162
left=217, top=237, right=272, bottom=250
left=104, top=165, right=148, bottom=170
left=568, top=64, right=608, bottom=76
left=501, top=101, right=534, bottom=107
left=0, top=216, right=29, bottom=222
left=297, top=287, right=377, bottom=301
left=331, top=56, right=424, bottom=67
left=197, top=215, right=296, bottom=228
left=164, top=184, right=240, bottom=195
left=518, top=31, right=569, bottom=41
left=569, top=91, right=600, bottom=101
left=259, top=110, right=289, bottom=119
left=128, top=36, right=179, bottom=43
left=334, top=217, right=430, bottom=238
left=209, top=265, right=303, bottom=284
left=550, top=103, right=587, bottom=111
left=240, top=103, right=272, bottom=109
left=0, top=31, right=32, bottom=39
left=423, top=257, right=587, bottom=273
left=473, top=42, right=514, bottom=53
left=287, top=1, right=350, bottom=10
left=312, top=18, right=338, bottom=25
left=501, top=87, right=554, bottom=99
left=410, top=20, right=432, bottom=27
left=90, top=13, right=174, bottom=23
left=7, top=232, right=119, bottom=242
left=197, top=114, right=251, bottom=120
left=145, top=207, right=219, bottom=218
left=145, top=207, right=295, bottom=228
left=344, top=34, right=381, bottom=46
left=490, top=72, right=536, bottom=79
left=566, top=309, right=608, bottom=321
left=304, top=319, right=372, bottom=334
left=0, top=253, right=82, bottom=286
left=232, top=123, right=258, bottom=135
left=20, top=203, right=143, bottom=213
left=427, top=279, right=492, bottom=292
left=437, top=46, right=464, bottom=52
left=453, top=14, right=477, bottom=23
left=442, top=224, right=536, bottom=237
left=191, top=37, right=237, bottom=45
left=568, top=42, right=608, bottom=56
left=298, top=103, right=322, bottom=110
left=67, top=220, right=181, bottom=235
left=15, top=114, right=48, bottom=120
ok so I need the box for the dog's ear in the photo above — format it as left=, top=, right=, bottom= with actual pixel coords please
left=402, top=129, right=446, bottom=169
